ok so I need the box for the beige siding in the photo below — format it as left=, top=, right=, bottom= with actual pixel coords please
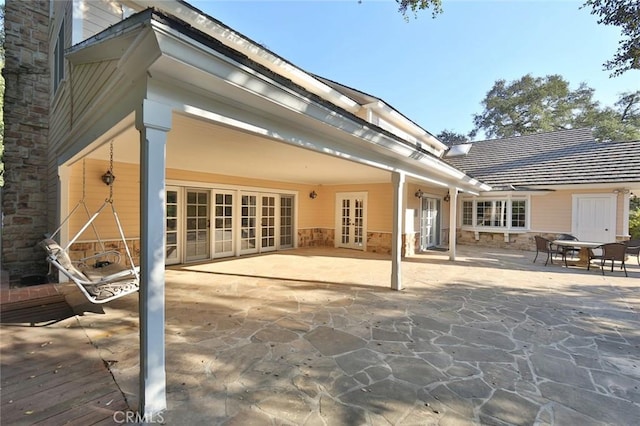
left=531, top=188, right=625, bottom=235
left=82, top=0, right=124, bottom=39
left=48, top=1, right=74, bottom=236
left=530, top=192, right=573, bottom=232
left=71, top=60, right=119, bottom=123
left=67, top=163, right=412, bottom=241
left=68, top=159, right=140, bottom=241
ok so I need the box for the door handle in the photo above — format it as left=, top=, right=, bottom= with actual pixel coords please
left=605, top=228, right=608, bottom=231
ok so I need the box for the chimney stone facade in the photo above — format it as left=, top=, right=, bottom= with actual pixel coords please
left=2, top=0, right=51, bottom=284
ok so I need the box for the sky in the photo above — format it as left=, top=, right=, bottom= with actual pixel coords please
left=188, top=0, right=639, bottom=139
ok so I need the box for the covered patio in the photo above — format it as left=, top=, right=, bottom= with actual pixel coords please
left=9, top=245, right=636, bottom=425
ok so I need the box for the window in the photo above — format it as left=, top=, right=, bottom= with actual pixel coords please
left=511, top=200, right=526, bottom=228
left=462, top=198, right=527, bottom=230
left=476, top=200, right=506, bottom=227
left=53, top=23, right=64, bottom=93
left=462, top=201, right=473, bottom=226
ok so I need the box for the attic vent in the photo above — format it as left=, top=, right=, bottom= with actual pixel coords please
left=445, top=143, right=472, bottom=157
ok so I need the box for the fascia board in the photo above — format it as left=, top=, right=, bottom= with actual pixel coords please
left=126, top=0, right=361, bottom=113
left=364, top=101, right=447, bottom=153
left=149, top=19, right=490, bottom=193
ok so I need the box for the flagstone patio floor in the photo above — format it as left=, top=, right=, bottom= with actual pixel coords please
left=2, top=245, right=639, bottom=425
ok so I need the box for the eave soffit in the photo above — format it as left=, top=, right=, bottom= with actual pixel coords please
left=64, top=9, right=489, bottom=194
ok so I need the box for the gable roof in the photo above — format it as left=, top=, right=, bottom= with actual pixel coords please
left=444, top=128, right=640, bottom=188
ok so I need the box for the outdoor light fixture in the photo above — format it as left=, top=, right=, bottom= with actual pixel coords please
left=444, top=191, right=451, bottom=202
left=101, top=170, right=116, bottom=186
left=309, top=190, right=318, bottom=199
left=414, top=189, right=424, bottom=199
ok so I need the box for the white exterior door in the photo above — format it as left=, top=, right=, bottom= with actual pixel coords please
left=260, top=194, right=277, bottom=253
left=336, top=192, right=367, bottom=250
left=573, top=194, right=616, bottom=242
left=165, top=187, right=181, bottom=265
left=213, top=191, right=234, bottom=258
left=185, top=189, right=210, bottom=262
left=420, top=197, right=440, bottom=250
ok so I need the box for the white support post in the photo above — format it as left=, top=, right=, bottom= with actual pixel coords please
left=448, top=187, right=458, bottom=261
left=136, top=99, right=172, bottom=417
left=57, top=165, right=71, bottom=283
left=391, top=171, right=405, bottom=290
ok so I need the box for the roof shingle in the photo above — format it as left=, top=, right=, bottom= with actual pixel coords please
left=444, top=128, right=640, bottom=188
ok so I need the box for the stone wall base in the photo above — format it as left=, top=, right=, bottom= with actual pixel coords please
left=298, top=228, right=335, bottom=248
left=457, top=230, right=541, bottom=251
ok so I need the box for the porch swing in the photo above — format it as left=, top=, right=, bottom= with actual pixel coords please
left=40, top=143, right=140, bottom=304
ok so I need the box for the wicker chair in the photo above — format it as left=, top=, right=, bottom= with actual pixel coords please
left=624, top=239, right=640, bottom=266
left=554, top=233, right=581, bottom=267
left=588, top=242, right=628, bottom=277
left=534, top=236, right=559, bottom=266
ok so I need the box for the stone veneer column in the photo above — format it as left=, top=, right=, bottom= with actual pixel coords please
left=1, top=0, right=51, bottom=283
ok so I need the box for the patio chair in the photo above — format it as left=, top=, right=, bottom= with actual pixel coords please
left=588, top=242, right=628, bottom=277
left=40, top=238, right=139, bottom=304
left=624, top=239, right=640, bottom=266
left=555, top=233, right=579, bottom=263
left=534, top=236, right=559, bottom=266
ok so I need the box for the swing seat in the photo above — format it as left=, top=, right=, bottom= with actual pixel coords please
left=40, top=239, right=139, bottom=304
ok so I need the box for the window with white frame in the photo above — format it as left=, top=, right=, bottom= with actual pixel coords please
left=53, top=23, right=64, bottom=93
left=462, top=198, right=528, bottom=229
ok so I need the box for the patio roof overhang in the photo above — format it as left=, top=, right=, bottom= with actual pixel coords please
left=61, top=8, right=488, bottom=416
left=64, top=8, right=489, bottom=194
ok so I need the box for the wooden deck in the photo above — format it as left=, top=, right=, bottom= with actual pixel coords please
left=1, top=284, right=130, bottom=425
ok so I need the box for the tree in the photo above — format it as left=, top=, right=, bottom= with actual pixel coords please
left=583, top=0, right=640, bottom=77
left=396, top=0, right=443, bottom=19
left=471, top=74, right=640, bottom=141
left=593, top=91, right=640, bottom=141
left=436, top=129, right=472, bottom=145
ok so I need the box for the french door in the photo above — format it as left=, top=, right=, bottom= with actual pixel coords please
left=165, top=187, right=180, bottom=265
left=213, top=191, right=234, bottom=258
left=240, top=193, right=280, bottom=255
left=336, top=192, right=367, bottom=250
left=420, top=197, right=441, bottom=250
left=185, top=189, right=210, bottom=262
left=165, top=187, right=295, bottom=263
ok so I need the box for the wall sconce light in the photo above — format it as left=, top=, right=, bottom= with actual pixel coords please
left=101, top=170, right=116, bottom=186
left=309, top=190, right=318, bottom=199
left=443, top=191, right=451, bottom=202
left=415, top=189, right=424, bottom=199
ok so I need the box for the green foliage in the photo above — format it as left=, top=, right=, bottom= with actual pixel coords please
left=583, top=0, right=640, bottom=77
left=396, top=0, right=443, bottom=19
left=436, top=129, right=472, bottom=145
left=471, top=74, right=640, bottom=141
left=629, top=197, right=640, bottom=239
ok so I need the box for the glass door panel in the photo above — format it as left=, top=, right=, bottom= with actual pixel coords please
left=420, top=197, right=440, bottom=250
left=214, top=192, right=234, bottom=257
left=261, top=195, right=277, bottom=252
left=186, top=189, right=210, bottom=261
left=336, top=193, right=367, bottom=250
left=240, top=194, right=258, bottom=254
left=166, top=188, right=180, bottom=265
left=280, top=195, right=294, bottom=248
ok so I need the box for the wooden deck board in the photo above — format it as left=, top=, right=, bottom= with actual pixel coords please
left=0, top=300, right=130, bottom=425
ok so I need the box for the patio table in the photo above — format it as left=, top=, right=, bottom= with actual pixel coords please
left=553, top=239, right=602, bottom=267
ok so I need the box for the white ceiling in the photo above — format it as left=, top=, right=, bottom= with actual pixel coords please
left=87, top=114, right=392, bottom=185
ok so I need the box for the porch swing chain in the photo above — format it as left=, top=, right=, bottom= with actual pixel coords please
left=107, top=141, right=114, bottom=203
left=105, top=141, right=139, bottom=280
